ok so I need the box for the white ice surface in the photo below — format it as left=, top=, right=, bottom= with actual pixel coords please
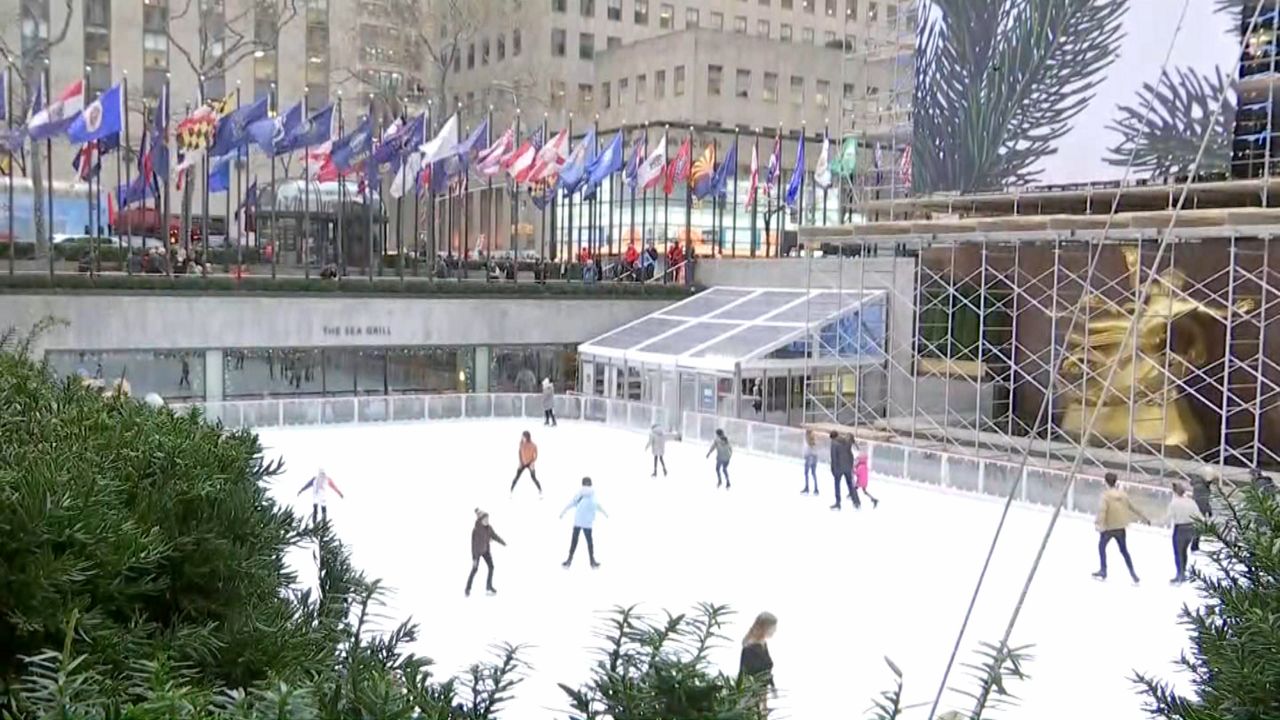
left=259, top=419, right=1197, bottom=719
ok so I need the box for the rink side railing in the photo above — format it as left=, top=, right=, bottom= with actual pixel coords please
left=169, top=394, right=1173, bottom=527
left=678, top=410, right=1175, bottom=527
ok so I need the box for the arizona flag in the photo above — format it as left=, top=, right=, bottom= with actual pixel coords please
left=689, top=143, right=716, bottom=199
left=27, top=79, right=84, bottom=141
left=664, top=135, right=691, bottom=196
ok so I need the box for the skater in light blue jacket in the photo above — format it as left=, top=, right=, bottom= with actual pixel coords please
left=561, top=477, right=608, bottom=568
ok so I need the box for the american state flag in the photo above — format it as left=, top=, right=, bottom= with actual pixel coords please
left=899, top=145, right=913, bottom=188
left=745, top=143, right=759, bottom=208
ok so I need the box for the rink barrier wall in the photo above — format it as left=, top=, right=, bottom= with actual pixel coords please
left=678, top=411, right=1175, bottom=527
left=169, top=393, right=677, bottom=439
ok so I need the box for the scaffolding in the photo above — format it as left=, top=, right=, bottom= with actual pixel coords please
left=838, top=0, right=917, bottom=225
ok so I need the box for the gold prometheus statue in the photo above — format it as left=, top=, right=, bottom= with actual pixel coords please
left=1057, top=248, right=1256, bottom=454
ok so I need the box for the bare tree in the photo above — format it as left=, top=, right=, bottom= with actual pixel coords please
left=166, top=0, right=299, bottom=101
left=0, top=0, right=77, bottom=253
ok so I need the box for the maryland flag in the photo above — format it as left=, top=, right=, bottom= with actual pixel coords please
left=173, top=93, right=234, bottom=182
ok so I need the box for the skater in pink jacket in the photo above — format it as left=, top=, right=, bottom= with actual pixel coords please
left=853, top=451, right=880, bottom=508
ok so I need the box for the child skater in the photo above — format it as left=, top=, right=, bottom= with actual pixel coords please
left=510, top=430, right=543, bottom=496
left=541, top=378, right=558, bottom=426
left=706, top=429, right=733, bottom=489
left=466, top=508, right=506, bottom=596
left=297, top=468, right=344, bottom=522
left=645, top=424, right=671, bottom=477
left=854, top=443, right=880, bottom=508
left=561, top=477, right=608, bottom=568
left=802, top=429, right=819, bottom=495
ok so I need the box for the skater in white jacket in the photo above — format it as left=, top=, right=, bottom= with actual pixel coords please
left=297, top=469, right=344, bottom=523
left=561, top=477, right=608, bottom=568
left=645, top=425, right=672, bottom=477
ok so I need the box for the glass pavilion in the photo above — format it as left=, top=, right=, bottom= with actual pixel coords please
left=577, top=287, right=890, bottom=427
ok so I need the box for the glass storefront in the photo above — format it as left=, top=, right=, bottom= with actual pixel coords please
left=46, top=344, right=576, bottom=402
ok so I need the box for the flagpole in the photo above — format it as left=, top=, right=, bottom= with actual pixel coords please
left=236, top=81, right=246, bottom=273
left=5, top=65, right=14, bottom=276
left=683, top=127, right=692, bottom=286
left=821, top=122, right=829, bottom=228
left=335, top=92, right=345, bottom=280
left=225, top=84, right=239, bottom=275
left=81, top=66, right=96, bottom=277
left=120, top=73, right=132, bottom=276
left=461, top=119, right=471, bottom=279
left=486, top=106, right=494, bottom=281
left=773, top=125, right=783, bottom=258
left=661, top=124, right=669, bottom=282
left=750, top=131, right=759, bottom=259
left=44, top=64, right=55, bottom=280
left=269, top=84, right=278, bottom=279
left=413, top=100, right=426, bottom=278
left=396, top=111, right=406, bottom=284
left=427, top=102, right=437, bottom=281
left=160, top=78, right=171, bottom=277
left=368, top=100, right=377, bottom=282
left=510, top=107, right=519, bottom=272
left=302, top=90, right=311, bottom=279
left=640, top=122, right=649, bottom=274
left=731, top=129, right=739, bottom=259
left=798, top=121, right=806, bottom=239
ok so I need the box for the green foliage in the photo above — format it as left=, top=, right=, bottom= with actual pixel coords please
left=0, top=343, right=523, bottom=718
left=0, top=272, right=693, bottom=298
left=559, top=603, right=766, bottom=720
left=1104, top=66, right=1235, bottom=178
left=865, top=658, right=905, bottom=720
left=950, top=641, right=1034, bottom=718
left=1135, top=486, right=1280, bottom=720
left=913, top=0, right=1126, bottom=193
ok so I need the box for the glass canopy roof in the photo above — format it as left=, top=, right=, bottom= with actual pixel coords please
left=580, top=286, right=889, bottom=372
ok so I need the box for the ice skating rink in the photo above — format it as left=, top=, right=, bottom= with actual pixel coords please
left=260, top=419, right=1196, bottom=719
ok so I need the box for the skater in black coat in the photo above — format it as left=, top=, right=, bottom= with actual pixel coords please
left=467, top=509, right=506, bottom=596
left=828, top=431, right=857, bottom=510
left=739, top=611, right=778, bottom=715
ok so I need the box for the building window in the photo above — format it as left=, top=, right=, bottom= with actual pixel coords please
left=759, top=0, right=769, bottom=5
left=552, top=0, right=565, bottom=11
left=843, top=82, right=855, bottom=105
left=579, top=83, right=594, bottom=112
left=607, top=0, right=621, bottom=20
left=482, top=37, right=490, bottom=65
left=825, top=0, right=836, bottom=16
left=143, top=31, right=168, bottom=69
left=467, top=42, right=475, bottom=68
left=513, top=28, right=522, bottom=55
left=886, top=2, right=896, bottom=22
left=636, top=73, right=646, bottom=103
left=816, top=79, right=829, bottom=108
left=655, top=69, right=666, bottom=99
left=580, top=0, right=594, bottom=17
left=868, top=1, right=878, bottom=21
left=802, top=26, right=814, bottom=43
left=790, top=75, right=804, bottom=105
left=618, top=77, right=629, bottom=106
left=86, top=0, right=110, bottom=27
left=763, top=72, right=778, bottom=102
left=824, top=30, right=836, bottom=45
left=735, top=69, right=750, bottom=99
left=453, top=52, right=460, bottom=72
left=686, top=7, right=699, bottom=27
left=707, top=64, right=723, bottom=96
left=757, top=19, right=770, bottom=37
left=781, top=0, right=793, bottom=7
left=551, top=28, right=566, bottom=56
left=603, top=80, right=612, bottom=109
left=607, top=35, right=621, bottom=49
left=497, top=33, right=506, bottom=60
left=674, top=65, right=685, bottom=95
left=780, top=23, right=792, bottom=40
left=579, top=32, right=594, bottom=59
left=734, top=15, right=746, bottom=33
left=710, top=11, right=723, bottom=30
left=550, top=80, right=566, bottom=109
left=635, top=0, right=648, bottom=24
left=659, top=3, right=673, bottom=28
left=253, top=49, right=277, bottom=102
left=803, top=0, right=814, bottom=13
left=846, top=0, right=856, bottom=19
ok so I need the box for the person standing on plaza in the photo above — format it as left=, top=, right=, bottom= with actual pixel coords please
left=829, top=431, right=857, bottom=510
left=706, top=429, right=733, bottom=489
left=802, top=430, right=820, bottom=495
left=1093, top=472, right=1150, bottom=583
left=561, top=477, right=608, bottom=568
left=297, top=468, right=344, bottom=523
left=645, top=424, right=671, bottom=477
left=739, top=611, right=778, bottom=716
left=1166, top=484, right=1201, bottom=585
left=466, top=508, right=507, bottom=596
left=541, top=378, right=558, bottom=426
left=510, top=431, right=543, bottom=496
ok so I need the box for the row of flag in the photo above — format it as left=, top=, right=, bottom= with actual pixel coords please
left=2, top=72, right=900, bottom=220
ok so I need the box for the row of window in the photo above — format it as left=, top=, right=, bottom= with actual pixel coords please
left=548, top=23, right=854, bottom=62
left=457, top=29, right=524, bottom=71
left=545, top=65, right=853, bottom=113
left=551, top=0, right=897, bottom=24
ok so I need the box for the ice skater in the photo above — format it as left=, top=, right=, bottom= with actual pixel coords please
left=510, top=430, right=543, bottom=496
left=739, top=611, right=778, bottom=716
left=561, top=477, right=607, bottom=568
left=297, top=468, right=344, bottom=523
left=542, top=378, right=558, bottom=426
left=706, top=429, right=733, bottom=489
left=829, top=431, right=856, bottom=510
left=802, top=430, right=819, bottom=495
left=466, top=508, right=506, bottom=596
left=1190, top=467, right=1216, bottom=552
left=645, top=424, right=671, bottom=477
left=854, top=447, right=880, bottom=508
left=1165, top=483, right=1201, bottom=585
left=1093, top=472, right=1150, bottom=583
